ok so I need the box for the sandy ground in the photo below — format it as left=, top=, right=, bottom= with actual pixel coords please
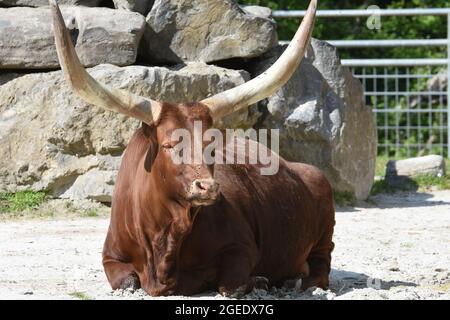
left=0, top=191, right=449, bottom=300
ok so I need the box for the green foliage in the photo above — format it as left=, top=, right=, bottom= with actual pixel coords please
left=371, top=174, right=450, bottom=195
left=367, top=66, right=448, bottom=158
left=375, top=155, right=391, bottom=177
left=69, top=292, right=92, bottom=300
left=414, top=174, right=450, bottom=190
left=335, top=155, right=449, bottom=202
left=372, top=157, right=450, bottom=195
left=372, top=156, right=450, bottom=194
left=333, top=191, right=356, bottom=207
left=86, top=209, right=99, bottom=217
left=371, top=179, right=400, bottom=195
left=239, top=0, right=448, bottom=59
left=0, top=191, right=47, bottom=213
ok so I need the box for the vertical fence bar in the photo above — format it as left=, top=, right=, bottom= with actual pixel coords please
left=428, top=66, right=433, bottom=155
left=447, top=13, right=450, bottom=158
left=440, top=86, right=444, bottom=157
left=406, top=67, right=411, bottom=157
left=418, top=95, right=422, bottom=154
left=395, top=67, right=400, bottom=156
left=384, top=67, right=388, bottom=156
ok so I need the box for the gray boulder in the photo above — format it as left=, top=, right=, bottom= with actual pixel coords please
left=113, top=0, right=154, bottom=15
left=251, top=39, right=377, bottom=200
left=0, top=63, right=257, bottom=202
left=386, top=155, right=446, bottom=188
left=0, top=6, right=145, bottom=69
left=143, top=0, right=278, bottom=64
left=60, top=168, right=118, bottom=203
left=0, top=0, right=101, bottom=6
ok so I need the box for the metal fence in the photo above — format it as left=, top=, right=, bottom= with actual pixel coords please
left=274, top=8, right=450, bottom=158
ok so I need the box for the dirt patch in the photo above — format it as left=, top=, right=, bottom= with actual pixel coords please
left=0, top=191, right=449, bottom=300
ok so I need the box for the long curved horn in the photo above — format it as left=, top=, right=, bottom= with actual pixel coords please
left=49, top=0, right=162, bottom=125
left=201, top=0, right=317, bottom=121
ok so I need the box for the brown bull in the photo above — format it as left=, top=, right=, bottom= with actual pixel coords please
left=50, top=0, right=335, bottom=296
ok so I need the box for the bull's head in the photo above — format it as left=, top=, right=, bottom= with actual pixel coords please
left=49, top=0, right=317, bottom=208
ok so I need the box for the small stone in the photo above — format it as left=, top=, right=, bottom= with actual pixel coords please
left=241, top=5, right=273, bottom=19
left=385, top=155, right=446, bottom=188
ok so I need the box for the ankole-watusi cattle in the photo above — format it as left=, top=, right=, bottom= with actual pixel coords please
left=50, top=0, right=335, bottom=296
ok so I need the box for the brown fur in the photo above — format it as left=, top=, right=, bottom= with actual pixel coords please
left=102, top=103, right=335, bottom=296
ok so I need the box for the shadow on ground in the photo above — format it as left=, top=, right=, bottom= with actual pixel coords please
left=185, top=269, right=417, bottom=300
left=369, top=191, right=450, bottom=209
left=329, top=268, right=416, bottom=296
left=335, top=190, right=450, bottom=212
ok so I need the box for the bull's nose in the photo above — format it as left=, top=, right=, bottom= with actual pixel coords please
left=189, top=179, right=220, bottom=206
left=192, top=179, right=219, bottom=195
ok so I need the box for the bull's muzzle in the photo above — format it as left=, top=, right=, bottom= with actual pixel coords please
left=188, top=178, right=220, bottom=206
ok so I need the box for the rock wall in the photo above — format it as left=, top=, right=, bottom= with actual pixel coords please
left=0, top=0, right=377, bottom=201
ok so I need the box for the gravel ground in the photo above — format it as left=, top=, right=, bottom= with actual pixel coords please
left=0, top=191, right=449, bottom=300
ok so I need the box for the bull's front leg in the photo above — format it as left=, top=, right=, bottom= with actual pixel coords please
left=154, top=231, right=182, bottom=285
left=103, top=256, right=141, bottom=290
left=103, top=232, right=141, bottom=291
left=147, top=219, right=192, bottom=295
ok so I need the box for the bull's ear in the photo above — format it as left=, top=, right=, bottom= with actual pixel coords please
left=142, top=123, right=158, bottom=172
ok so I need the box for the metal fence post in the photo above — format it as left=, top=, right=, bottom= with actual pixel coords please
left=448, top=13, right=450, bottom=158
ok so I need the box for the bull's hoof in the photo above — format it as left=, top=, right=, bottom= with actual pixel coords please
left=119, top=274, right=140, bottom=291
left=219, top=284, right=248, bottom=299
left=301, top=276, right=329, bottom=291
left=219, top=276, right=269, bottom=298
left=150, top=287, right=176, bottom=297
